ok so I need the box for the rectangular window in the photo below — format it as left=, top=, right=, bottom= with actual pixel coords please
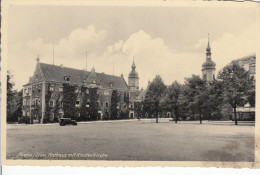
left=59, top=102, right=63, bottom=107
left=249, top=64, right=255, bottom=74
left=105, top=102, right=109, bottom=108
left=26, top=99, right=30, bottom=106
left=23, top=99, right=27, bottom=106
left=75, top=100, right=80, bottom=107
left=50, top=86, right=54, bottom=92
left=59, top=86, right=63, bottom=92
left=97, top=101, right=100, bottom=106
left=34, top=98, right=39, bottom=106
left=49, top=100, right=54, bottom=107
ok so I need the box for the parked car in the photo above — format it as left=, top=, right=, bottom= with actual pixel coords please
left=59, top=118, right=77, bottom=126
left=18, top=116, right=30, bottom=124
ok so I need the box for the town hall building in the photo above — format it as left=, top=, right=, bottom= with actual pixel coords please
left=22, top=56, right=140, bottom=124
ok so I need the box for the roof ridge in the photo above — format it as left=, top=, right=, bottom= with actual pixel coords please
left=232, top=53, right=256, bottom=62
left=39, top=62, right=90, bottom=73
left=40, top=62, right=123, bottom=78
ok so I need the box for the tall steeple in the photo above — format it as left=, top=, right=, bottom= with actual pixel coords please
left=128, top=58, right=139, bottom=91
left=206, top=33, right=212, bottom=60
left=202, top=34, right=216, bottom=82
left=132, top=58, right=136, bottom=71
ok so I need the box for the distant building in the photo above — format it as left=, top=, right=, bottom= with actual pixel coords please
left=22, top=56, right=141, bottom=123
left=231, top=53, right=256, bottom=79
left=201, top=36, right=216, bottom=81
left=231, top=54, right=256, bottom=121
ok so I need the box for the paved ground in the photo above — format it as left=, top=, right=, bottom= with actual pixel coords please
left=6, top=119, right=255, bottom=161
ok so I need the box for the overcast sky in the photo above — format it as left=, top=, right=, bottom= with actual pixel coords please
left=7, top=5, right=257, bottom=90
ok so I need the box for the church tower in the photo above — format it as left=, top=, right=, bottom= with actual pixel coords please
left=202, top=34, right=216, bottom=81
left=128, top=60, right=139, bottom=91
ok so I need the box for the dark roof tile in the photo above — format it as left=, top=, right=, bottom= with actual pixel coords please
left=26, top=63, right=129, bottom=90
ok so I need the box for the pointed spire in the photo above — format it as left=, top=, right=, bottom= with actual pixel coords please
left=131, top=57, right=136, bottom=70
left=206, top=33, right=211, bottom=52
left=36, top=54, right=40, bottom=63
left=91, top=65, right=95, bottom=73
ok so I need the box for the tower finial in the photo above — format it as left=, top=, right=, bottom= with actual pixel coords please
left=132, top=56, right=136, bottom=70
left=208, top=33, right=210, bottom=47
left=85, top=51, right=88, bottom=71
left=206, top=33, right=211, bottom=52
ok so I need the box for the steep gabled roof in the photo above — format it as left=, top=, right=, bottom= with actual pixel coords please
left=25, top=62, right=129, bottom=91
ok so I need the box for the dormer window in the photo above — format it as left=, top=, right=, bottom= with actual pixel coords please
left=108, top=82, right=113, bottom=87
left=64, top=76, right=70, bottom=82
left=92, top=79, right=96, bottom=84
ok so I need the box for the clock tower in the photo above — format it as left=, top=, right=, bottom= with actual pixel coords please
left=202, top=34, right=216, bottom=82
left=128, top=60, right=139, bottom=91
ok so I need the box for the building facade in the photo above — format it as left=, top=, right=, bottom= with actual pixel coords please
left=22, top=57, right=140, bottom=123
left=201, top=37, right=216, bottom=81
left=231, top=54, right=256, bottom=79
left=231, top=54, right=256, bottom=121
